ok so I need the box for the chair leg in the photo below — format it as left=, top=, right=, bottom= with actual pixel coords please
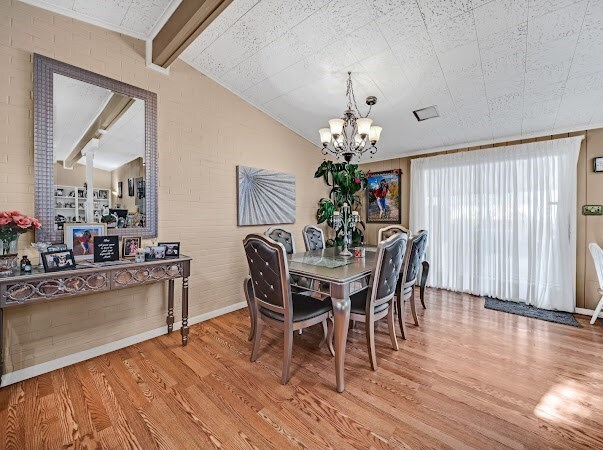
left=327, top=317, right=335, bottom=357
left=397, top=296, right=407, bottom=340
left=250, top=313, right=263, bottom=362
left=420, top=261, right=429, bottom=309
left=387, top=303, right=399, bottom=351
left=282, top=328, right=294, bottom=384
left=319, top=320, right=328, bottom=348
left=591, top=295, right=603, bottom=325
left=410, top=288, right=419, bottom=326
left=366, top=313, right=377, bottom=371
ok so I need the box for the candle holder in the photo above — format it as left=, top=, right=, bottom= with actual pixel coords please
left=333, top=203, right=358, bottom=257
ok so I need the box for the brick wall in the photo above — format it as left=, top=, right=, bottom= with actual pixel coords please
left=0, top=0, right=327, bottom=374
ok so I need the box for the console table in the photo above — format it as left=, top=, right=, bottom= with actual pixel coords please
left=0, top=256, right=191, bottom=383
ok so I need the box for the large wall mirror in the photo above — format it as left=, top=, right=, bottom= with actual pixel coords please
left=34, top=54, right=157, bottom=243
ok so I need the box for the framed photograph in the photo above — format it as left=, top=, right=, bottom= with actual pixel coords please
left=594, top=157, right=603, bottom=173
left=145, top=246, right=166, bottom=261
left=122, top=236, right=142, bottom=258
left=63, top=223, right=107, bottom=261
left=159, top=242, right=180, bottom=258
left=128, top=178, right=134, bottom=197
left=583, top=205, right=603, bottom=215
left=366, top=170, right=402, bottom=224
left=118, top=181, right=123, bottom=198
left=41, top=249, right=76, bottom=272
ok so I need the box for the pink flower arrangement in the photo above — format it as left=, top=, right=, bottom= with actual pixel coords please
left=0, top=211, right=41, bottom=235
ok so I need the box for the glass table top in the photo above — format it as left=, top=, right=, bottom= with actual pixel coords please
left=289, top=255, right=355, bottom=268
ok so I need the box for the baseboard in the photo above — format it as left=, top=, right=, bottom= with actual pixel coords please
left=1, top=301, right=247, bottom=387
left=575, top=307, right=603, bottom=318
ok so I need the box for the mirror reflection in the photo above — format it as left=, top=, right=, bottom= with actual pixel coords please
left=52, top=73, right=146, bottom=230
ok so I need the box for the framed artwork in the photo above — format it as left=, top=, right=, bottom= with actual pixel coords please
left=159, top=242, right=180, bottom=258
left=145, top=246, right=166, bottom=261
left=366, top=170, right=402, bottom=223
left=583, top=205, right=603, bottom=215
left=118, top=181, right=123, bottom=198
left=41, top=249, right=76, bottom=272
left=63, top=223, right=106, bottom=261
left=128, top=178, right=134, bottom=197
left=122, top=236, right=142, bottom=258
left=237, top=166, right=296, bottom=226
left=594, top=157, right=603, bottom=173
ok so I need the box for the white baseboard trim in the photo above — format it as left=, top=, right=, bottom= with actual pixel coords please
left=575, top=307, right=603, bottom=318
left=1, top=301, right=247, bottom=388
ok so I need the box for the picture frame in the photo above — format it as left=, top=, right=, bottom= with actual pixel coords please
left=583, top=205, right=603, bottom=215
left=366, top=170, right=402, bottom=224
left=128, top=178, right=134, bottom=197
left=158, top=242, right=180, bottom=258
left=41, top=249, right=76, bottom=272
left=118, top=181, right=123, bottom=199
left=145, top=245, right=166, bottom=261
left=63, top=222, right=107, bottom=261
left=594, top=157, right=603, bottom=173
left=122, top=236, right=142, bottom=258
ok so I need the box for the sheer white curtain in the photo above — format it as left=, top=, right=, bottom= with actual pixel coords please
left=410, top=137, right=582, bottom=312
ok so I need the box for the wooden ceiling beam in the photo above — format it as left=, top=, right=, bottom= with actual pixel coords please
left=152, top=0, right=234, bottom=68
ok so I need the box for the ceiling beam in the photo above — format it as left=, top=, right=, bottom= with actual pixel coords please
left=151, top=0, right=234, bottom=68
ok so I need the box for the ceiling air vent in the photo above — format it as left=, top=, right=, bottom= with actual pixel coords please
left=413, top=106, right=439, bottom=121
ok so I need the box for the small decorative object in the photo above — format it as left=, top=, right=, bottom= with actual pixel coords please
left=0, top=211, right=41, bottom=276
left=47, top=243, right=67, bottom=252
left=20, top=255, right=32, bottom=273
left=93, top=236, right=119, bottom=263
left=366, top=170, right=402, bottom=223
left=118, top=181, right=123, bottom=198
left=353, top=247, right=365, bottom=258
left=135, top=248, right=145, bottom=263
left=595, top=157, right=603, bottom=173
left=55, top=188, right=63, bottom=197
left=122, top=236, right=142, bottom=258
left=31, top=241, right=51, bottom=267
left=137, top=179, right=146, bottom=199
left=63, top=223, right=106, bottom=261
left=237, top=166, right=296, bottom=226
left=145, top=246, right=166, bottom=261
left=159, top=242, right=180, bottom=258
left=332, top=203, right=358, bottom=257
left=128, top=178, right=134, bottom=197
left=583, top=205, right=603, bottom=215
left=41, top=249, right=76, bottom=272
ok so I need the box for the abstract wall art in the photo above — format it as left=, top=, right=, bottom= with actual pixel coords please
left=237, top=166, right=296, bottom=226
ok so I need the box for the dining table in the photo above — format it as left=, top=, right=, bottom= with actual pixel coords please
left=287, top=246, right=377, bottom=393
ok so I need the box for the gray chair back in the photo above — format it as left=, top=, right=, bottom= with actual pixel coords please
left=378, top=225, right=410, bottom=243
left=243, top=234, right=292, bottom=319
left=368, top=233, right=408, bottom=309
left=302, top=225, right=325, bottom=251
left=265, top=227, right=296, bottom=254
left=402, top=230, right=428, bottom=284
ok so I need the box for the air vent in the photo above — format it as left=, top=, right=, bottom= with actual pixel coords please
left=413, top=106, right=439, bottom=121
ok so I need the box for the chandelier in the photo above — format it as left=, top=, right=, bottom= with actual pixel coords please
left=318, top=72, right=382, bottom=163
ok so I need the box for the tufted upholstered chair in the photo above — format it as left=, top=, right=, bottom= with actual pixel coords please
left=265, top=227, right=296, bottom=254
left=416, top=230, right=430, bottom=309
left=341, top=233, right=407, bottom=370
left=396, top=230, right=428, bottom=338
left=377, top=225, right=410, bottom=242
left=302, top=225, right=325, bottom=251
left=244, top=234, right=333, bottom=384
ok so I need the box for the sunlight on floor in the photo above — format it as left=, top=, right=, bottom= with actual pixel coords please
left=534, top=379, right=596, bottom=423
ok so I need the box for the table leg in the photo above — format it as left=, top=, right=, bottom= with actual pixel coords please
left=331, top=282, right=351, bottom=393
left=0, top=308, right=3, bottom=384
left=181, top=276, right=189, bottom=346
left=167, top=279, right=175, bottom=333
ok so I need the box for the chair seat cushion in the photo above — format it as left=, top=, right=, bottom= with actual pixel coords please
left=349, top=290, right=390, bottom=315
left=260, top=293, right=332, bottom=323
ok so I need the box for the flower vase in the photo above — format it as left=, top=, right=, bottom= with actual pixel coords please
left=0, top=234, right=19, bottom=276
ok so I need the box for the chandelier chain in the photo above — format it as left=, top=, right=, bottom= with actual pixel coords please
left=345, top=72, right=372, bottom=118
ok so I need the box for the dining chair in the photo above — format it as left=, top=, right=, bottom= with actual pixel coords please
left=244, top=276, right=255, bottom=341
left=343, top=233, right=407, bottom=370
left=265, top=227, right=296, bottom=254
left=244, top=234, right=333, bottom=384
left=588, top=243, right=603, bottom=324
left=302, top=225, right=325, bottom=251
left=377, top=225, right=410, bottom=242
left=396, top=230, right=428, bottom=339
left=416, top=229, right=430, bottom=309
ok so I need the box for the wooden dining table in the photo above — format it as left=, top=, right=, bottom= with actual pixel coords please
left=287, top=247, right=377, bottom=393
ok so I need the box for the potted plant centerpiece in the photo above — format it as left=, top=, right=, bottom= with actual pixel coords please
left=0, top=211, right=41, bottom=275
left=314, top=161, right=367, bottom=247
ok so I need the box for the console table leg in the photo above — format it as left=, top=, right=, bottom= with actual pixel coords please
left=0, top=308, right=3, bottom=384
left=167, top=279, right=175, bottom=333
left=181, top=276, right=189, bottom=346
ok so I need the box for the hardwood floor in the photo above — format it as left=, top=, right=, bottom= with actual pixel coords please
left=1, top=288, right=603, bottom=449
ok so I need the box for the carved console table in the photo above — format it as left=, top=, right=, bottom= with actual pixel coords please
left=0, top=256, right=191, bottom=383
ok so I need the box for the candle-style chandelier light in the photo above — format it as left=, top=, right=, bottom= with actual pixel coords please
left=318, top=72, right=382, bottom=163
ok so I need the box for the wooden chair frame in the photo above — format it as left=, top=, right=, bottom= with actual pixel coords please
left=377, top=225, right=410, bottom=243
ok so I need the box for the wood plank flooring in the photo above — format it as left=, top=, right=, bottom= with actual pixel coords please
left=1, top=288, right=603, bottom=449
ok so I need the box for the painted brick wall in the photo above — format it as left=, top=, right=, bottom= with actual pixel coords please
left=0, top=0, right=327, bottom=374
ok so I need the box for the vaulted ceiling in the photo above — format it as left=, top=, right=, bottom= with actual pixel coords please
left=26, top=0, right=603, bottom=160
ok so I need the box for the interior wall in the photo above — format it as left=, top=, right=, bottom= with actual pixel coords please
left=360, top=130, right=603, bottom=311
left=0, top=1, right=326, bottom=375
left=53, top=161, right=111, bottom=190
left=111, top=157, right=144, bottom=212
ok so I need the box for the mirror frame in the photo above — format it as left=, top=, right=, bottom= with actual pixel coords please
left=33, top=54, right=158, bottom=243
